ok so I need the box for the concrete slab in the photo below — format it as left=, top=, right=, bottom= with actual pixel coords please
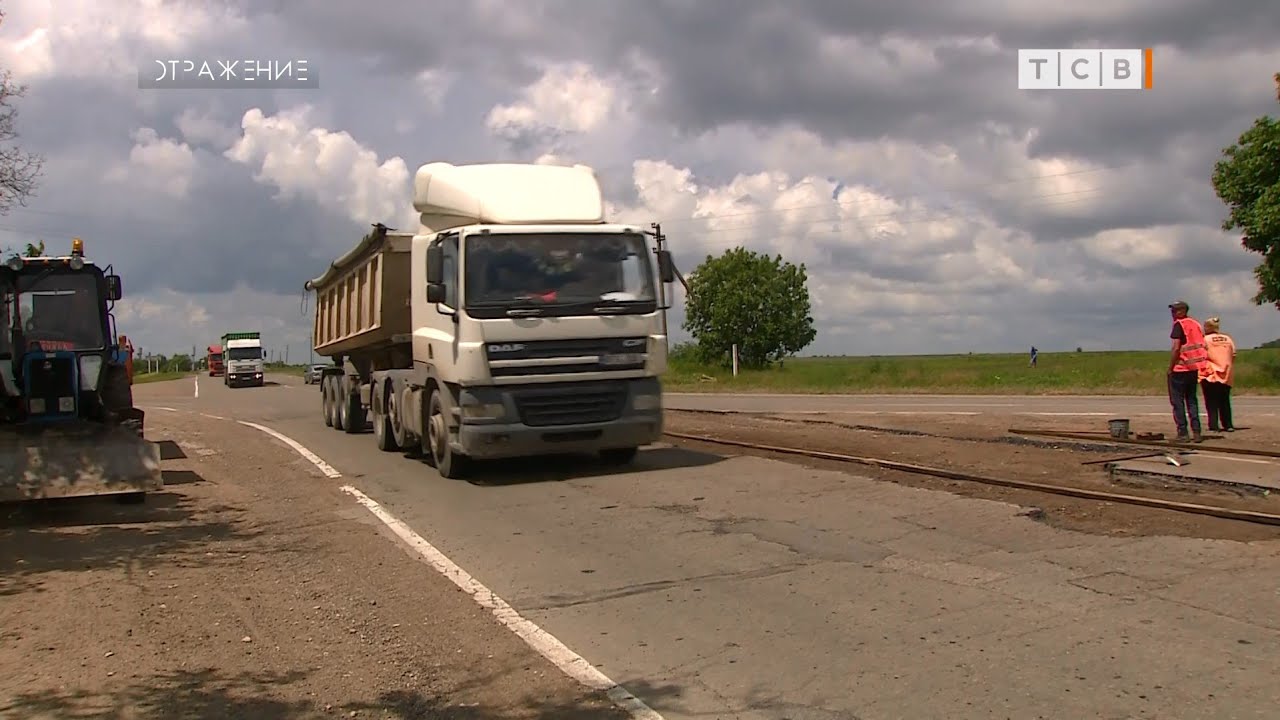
left=1108, top=452, right=1280, bottom=494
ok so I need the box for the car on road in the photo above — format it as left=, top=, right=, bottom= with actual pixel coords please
left=303, top=364, right=328, bottom=385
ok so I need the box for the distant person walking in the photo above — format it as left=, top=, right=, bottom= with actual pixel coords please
left=1199, top=317, right=1237, bottom=433
left=1167, top=300, right=1209, bottom=443
left=1029, top=346, right=1038, bottom=367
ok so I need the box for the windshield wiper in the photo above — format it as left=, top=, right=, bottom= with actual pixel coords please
left=500, top=300, right=549, bottom=317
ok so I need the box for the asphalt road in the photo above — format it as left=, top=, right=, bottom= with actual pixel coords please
left=135, top=375, right=1280, bottom=719
left=667, top=391, right=1280, bottom=417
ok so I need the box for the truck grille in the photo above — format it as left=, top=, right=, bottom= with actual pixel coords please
left=513, top=382, right=627, bottom=427
left=26, top=355, right=77, bottom=418
left=486, top=337, right=647, bottom=378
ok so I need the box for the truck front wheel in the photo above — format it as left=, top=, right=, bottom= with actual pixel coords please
left=426, top=389, right=470, bottom=479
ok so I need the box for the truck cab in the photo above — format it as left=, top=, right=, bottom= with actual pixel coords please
left=222, top=332, right=265, bottom=387
left=207, top=344, right=224, bottom=376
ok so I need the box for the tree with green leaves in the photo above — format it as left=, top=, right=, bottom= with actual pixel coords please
left=1210, top=72, right=1280, bottom=309
left=682, top=247, right=817, bottom=369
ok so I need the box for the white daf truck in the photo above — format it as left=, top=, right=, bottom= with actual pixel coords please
left=305, top=162, right=674, bottom=478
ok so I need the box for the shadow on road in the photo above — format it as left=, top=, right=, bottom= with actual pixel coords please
left=0, top=477, right=260, bottom=597
left=161, top=469, right=205, bottom=486
left=1, top=667, right=687, bottom=720
left=2, top=669, right=314, bottom=720
left=463, top=446, right=728, bottom=487
left=156, top=440, right=187, bottom=460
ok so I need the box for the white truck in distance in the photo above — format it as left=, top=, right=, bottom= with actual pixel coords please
left=305, top=162, right=676, bottom=478
left=222, top=331, right=265, bottom=387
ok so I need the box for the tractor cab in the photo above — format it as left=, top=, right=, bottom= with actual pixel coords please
left=0, top=238, right=128, bottom=426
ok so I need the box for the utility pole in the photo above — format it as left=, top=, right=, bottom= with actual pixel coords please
left=651, top=222, right=669, bottom=338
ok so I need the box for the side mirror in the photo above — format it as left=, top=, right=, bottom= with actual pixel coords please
left=425, top=244, right=443, bottom=284
left=426, top=283, right=446, bottom=304
left=106, top=274, right=123, bottom=301
left=657, top=250, right=675, bottom=284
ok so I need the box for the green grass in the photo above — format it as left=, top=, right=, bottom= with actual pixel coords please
left=132, top=371, right=193, bottom=384
left=265, top=363, right=307, bottom=376
left=664, top=349, right=1280, bottom=395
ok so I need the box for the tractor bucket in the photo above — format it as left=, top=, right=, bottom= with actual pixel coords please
left=0, top=420, right=163, bottom=502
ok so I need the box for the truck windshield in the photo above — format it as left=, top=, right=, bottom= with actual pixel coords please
left=4, top=272, right=104, bottom=352
left=227, top=347, right=261, bottom=361
left=463, top=233, right=656, bottom=314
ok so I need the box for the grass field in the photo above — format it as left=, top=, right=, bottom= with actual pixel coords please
left=664, top=349, right=1280, bottom=395
left=132, top=371, right=192, bottom=384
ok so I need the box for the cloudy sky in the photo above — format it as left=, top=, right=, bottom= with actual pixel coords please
left=1, top=0, right=1278, bottom=360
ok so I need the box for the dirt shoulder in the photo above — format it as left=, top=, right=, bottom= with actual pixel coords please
left=0, top=414, right=629, bottom=720
left=664, top=409, right=1280, bottom=543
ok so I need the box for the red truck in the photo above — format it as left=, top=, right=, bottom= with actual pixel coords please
left=207, top=344, right=224, bottom=376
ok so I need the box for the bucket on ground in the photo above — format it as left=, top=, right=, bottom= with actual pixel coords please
left=1108, top=418, right=1131, bottom=439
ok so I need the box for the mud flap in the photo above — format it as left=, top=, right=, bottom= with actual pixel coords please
left=0, top=422, right=163, bottom=502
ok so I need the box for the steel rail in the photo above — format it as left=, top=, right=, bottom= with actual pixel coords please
left=663, top=431, right=1280, bottom=528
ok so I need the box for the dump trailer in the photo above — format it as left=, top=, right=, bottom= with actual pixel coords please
left=0, top=238, right=163, bottom=502
left=305, top=161, right=677, bottom=478
left=222, top=331, right=264, bottom=387
left=207, top=344, right=224, bottom=376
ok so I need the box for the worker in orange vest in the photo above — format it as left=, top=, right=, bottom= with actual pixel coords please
left=1167, top=300, right=1209, bottom=443
left=117, top=335, right=135, bottom=384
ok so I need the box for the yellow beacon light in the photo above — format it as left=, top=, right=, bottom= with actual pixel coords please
left=69, top=237, right=86, bottom=270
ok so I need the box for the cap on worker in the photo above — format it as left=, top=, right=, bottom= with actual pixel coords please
left=1168, top=300, right=1189, bottom=311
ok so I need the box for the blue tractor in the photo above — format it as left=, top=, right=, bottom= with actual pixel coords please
left=0, top=238, right=162, bottom=502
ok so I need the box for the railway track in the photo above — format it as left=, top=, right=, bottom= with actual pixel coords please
left=661, top=429, right=1280, bottom=528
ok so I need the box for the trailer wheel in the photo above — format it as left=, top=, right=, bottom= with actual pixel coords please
left=322, top=376, right=335, bottom=427
left=427, top=388, right=470, bottom=479
left=373, top=383, right=399, bottom=451
left=343, top=380, right=366, bottom=434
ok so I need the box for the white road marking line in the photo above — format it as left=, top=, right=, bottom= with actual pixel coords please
left=237, top=420, right=342, bottom=479
left=340, top=484, right=666, bottom=720
left=194, top=376, right=199, bottom=398
left=200, top=413, right=226, bottom=420
left=151, top=406, right=179, bottom=412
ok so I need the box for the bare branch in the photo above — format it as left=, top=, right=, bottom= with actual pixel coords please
left=0, top=65, right=45, bottom=214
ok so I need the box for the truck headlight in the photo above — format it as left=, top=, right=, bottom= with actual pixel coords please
left=633, top=393, right=661, bottom=411
left=461, top=402, right=506, bottom=421
left=79, top=354, right=104, bottom=390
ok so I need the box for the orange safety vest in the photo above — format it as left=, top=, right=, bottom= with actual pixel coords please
left=118, top=335, right=135, bottom=383
left=1172, top=317, right=1209, bottom=373
left=1200, top=332, right=1236, bottom=385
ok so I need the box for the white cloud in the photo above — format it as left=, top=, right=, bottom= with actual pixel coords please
left=415, top=68, right=454, bottom=111
left=104, top=127, right=197, bottom=198
left=175, top=107, right=240, bottom=150
left=115, top=285, right=315, bottom=361
left=225, top=106, right=414, bottom=228
left=0, top=0, right=248, bottom=81
left=486, top=62, right=617, bottom=139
